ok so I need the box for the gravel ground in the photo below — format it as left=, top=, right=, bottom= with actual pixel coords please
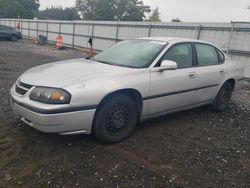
left=0, top=39, right=250, bottom=188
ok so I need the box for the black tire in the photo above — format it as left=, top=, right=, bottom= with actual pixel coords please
left=93, top=93, right=138, bottom=144
left=9, top=35, right=18, bottom=42
left=212, top=82, right=233, bottom=112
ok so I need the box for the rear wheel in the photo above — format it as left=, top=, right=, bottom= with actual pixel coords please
left=212, top=82, right=233, bottom=112
left=93, top=93, right=138, bottom=143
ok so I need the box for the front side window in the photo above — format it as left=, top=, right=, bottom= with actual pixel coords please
left=217, top=50, right=225, bottom=63
left=195, top=44, right=219, bottom=66
left=94, top=40, right=166, bottom=68
left=161, top=43, right=193, bottom=69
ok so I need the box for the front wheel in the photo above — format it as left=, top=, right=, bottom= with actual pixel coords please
left=93, top=93, right=138, bottom=144
left=212, top=82, right=233, bottom=112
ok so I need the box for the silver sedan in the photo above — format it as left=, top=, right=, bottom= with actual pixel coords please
left=10, top=37, right=244, bottom=143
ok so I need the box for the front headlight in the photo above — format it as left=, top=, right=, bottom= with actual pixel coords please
left=30, top=87, right=71, bottom=104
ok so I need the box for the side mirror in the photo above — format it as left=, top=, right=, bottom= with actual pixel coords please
left=158, top=60, right=177, bottom=71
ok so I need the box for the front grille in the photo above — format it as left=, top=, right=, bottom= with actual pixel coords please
left=15, top=81, right=33, bottom=95
left=19, top=82, right=33, bottom=89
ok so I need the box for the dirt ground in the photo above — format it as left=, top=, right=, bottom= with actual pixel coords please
left=0, top=39, right=249, bottom=188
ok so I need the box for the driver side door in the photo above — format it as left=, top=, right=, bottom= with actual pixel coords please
left=147, top=42, right=199, bottom=116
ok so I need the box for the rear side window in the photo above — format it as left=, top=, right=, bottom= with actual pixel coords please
left=0, top=26, right=11, bottom=30
left=6, top=26, right=13, bottom=30
left=161, top=43, right=193, bottom=69
left=195, top=44, right=219, bottom=66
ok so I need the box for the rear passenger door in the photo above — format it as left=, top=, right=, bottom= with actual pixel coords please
left=194, top=43, right=226, bottom=102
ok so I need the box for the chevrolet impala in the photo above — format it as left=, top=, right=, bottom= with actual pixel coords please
left=10, top=37, right=244, bottom=143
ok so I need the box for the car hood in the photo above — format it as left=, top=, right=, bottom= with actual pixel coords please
left=20, top=58, right=134, bottom=87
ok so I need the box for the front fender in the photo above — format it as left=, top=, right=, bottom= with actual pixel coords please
left=64, top=69, right=150, bottom=109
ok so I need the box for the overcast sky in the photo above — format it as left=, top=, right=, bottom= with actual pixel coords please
left=39, top=0, right=250, bottom=22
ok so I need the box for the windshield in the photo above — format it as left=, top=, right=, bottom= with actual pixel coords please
left=94, top=40, right=167, bottom=68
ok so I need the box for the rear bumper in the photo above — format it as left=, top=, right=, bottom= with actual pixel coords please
left=11, top=99, right=96, bottom=135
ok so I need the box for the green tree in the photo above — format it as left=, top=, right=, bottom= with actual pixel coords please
left=18, top=0, right=40, bottom=18
left=146, top=7, right=161, bottom=22
left=171, top=18, right=182, bottom=22
left=0, top=0, right=39, bottom=18
left=76, top=0, right=96, bottom=20
left=113, top=0, right=151, bottom=21
left=76, top=0, right=151, bottom=21
left=37, top=6, right=80, bottom=20
left=0, top=0, right=25, bottom=18
left=94, top=0, right=115, bottom=20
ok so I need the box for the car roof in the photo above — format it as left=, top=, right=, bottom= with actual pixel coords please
left=140, top=37, right=210, bottom=44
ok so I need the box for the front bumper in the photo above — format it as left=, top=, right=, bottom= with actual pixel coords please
left=11, top=88, right=96, bottom=135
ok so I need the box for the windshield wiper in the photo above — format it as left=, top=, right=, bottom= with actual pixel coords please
left=96, top=60, right=114, bottom=66
left=95, top=60, right=136, bottom=68
left=114, top=64, right=135, bottom=68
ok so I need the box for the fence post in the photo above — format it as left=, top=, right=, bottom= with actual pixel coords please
left=72, top=22, right=76, bottom=48
left=46, top=21, right=49, bottom=38
left=36, top=21, right=38, bottom=39
left=28, top=21, right=30, bottom=38
left=196, top=25, right=202, bottom=40
left=115, top=23, right=119, bottom=43
left=148, top=24, right=152, bottom=37
left=59, top=22, right=62, bottom=36
left=227, top=22, right=235, bottom=54
left=90, top=23, right=95, bottom=48
left=91, top=23, right=94, bottom=38
left=20, top=19, right=22, bottom=32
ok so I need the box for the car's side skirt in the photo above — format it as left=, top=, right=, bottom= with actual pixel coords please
left=142, top=84, right=218, bottom=101
left=140, top=100, right=211, bottom=122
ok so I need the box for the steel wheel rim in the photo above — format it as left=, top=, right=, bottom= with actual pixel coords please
left=218, top=88, right=231, bottom=108
left=105, top=105, right=129, bottom=136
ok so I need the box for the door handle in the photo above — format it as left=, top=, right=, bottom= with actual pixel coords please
left=188, top=72, right=196, bottom=78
